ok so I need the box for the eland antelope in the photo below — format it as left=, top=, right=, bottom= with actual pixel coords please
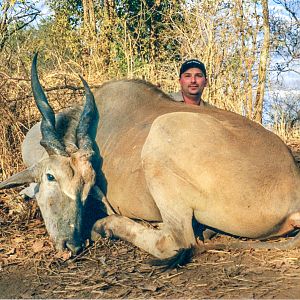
left=1, top=54, right=300, bottom=267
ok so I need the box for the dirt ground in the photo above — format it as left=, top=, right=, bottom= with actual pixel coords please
left=1, top=205, right=300, bottom=299
left=1, top=141, right=300, bottom=299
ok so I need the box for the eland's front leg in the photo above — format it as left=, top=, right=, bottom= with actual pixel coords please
left=91, top=206, right=196, bottom=267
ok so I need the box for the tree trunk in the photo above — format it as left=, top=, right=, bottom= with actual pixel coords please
left=0, top=1, right=10, bottom=51
left=253, top=0, right=270, bottom=123
left=82, top=0, right=96, bottom=37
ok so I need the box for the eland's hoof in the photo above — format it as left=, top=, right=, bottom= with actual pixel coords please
left=91, top=220, right=113, bottom=241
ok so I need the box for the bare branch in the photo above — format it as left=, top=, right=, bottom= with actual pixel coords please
left=0, top=1, right=41, bottom=51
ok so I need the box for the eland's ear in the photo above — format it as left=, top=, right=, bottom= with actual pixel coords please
left=0, top=166, right=38, bottom=189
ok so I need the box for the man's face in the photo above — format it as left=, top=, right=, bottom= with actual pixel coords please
left=179, top=68, right=207, bottom=97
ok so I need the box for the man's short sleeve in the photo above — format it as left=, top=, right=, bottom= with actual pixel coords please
left=168, top=91, right=184, bottom=102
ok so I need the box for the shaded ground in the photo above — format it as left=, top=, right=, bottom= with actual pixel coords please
left=1, top=215, right=300, bottom=299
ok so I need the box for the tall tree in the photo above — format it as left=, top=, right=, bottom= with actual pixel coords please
left=270, top=0, right=300, bottom=76
left=82, top=0, right=96, bottom=36
left=97, top=0, right=117, bottom=69
left=115, top=0, right=183, bottom=64
left=254, top=0, right=270, bottom=123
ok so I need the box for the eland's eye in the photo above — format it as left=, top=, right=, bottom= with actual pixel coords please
left=46, top=173, right=56, bottom=181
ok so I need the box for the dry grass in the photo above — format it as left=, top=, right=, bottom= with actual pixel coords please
left=0, top=78, right=84, bottom=180
left=285, top=128, right=300, bottom=166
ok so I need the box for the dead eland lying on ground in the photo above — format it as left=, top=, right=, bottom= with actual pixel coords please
left=1, top=54, right=300, bottom=268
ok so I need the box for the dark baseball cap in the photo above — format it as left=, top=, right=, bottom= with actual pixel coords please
left=179, top=59, right=207, bottom=78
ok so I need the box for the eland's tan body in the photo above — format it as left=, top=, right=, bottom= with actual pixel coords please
left=1, top=55, right=300, bottom=267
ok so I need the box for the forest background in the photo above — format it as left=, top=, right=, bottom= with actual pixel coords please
left=0, top=0, right=299, bottom=182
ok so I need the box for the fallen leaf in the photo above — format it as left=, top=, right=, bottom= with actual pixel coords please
left=55, top=250, right=72, bottom=261
left=13, top=237, right=24, bottom=244
left=32, top=240, right=45, bottom=253
left=141, top=284, right=158, bottom=292
left=6, top=248, right=16, bottom=255
left=118, top=248, right=128, bottom=255
left=138, top=265, right=153, bottom=273
left=8, top=254, right=17, bottom=260
left=127, top=266, right=135, bottom=273
left=0, top=258, right=8, bottom=266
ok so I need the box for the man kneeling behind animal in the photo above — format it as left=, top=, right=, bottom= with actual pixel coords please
left=169, top=59, right=212, bottom=107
